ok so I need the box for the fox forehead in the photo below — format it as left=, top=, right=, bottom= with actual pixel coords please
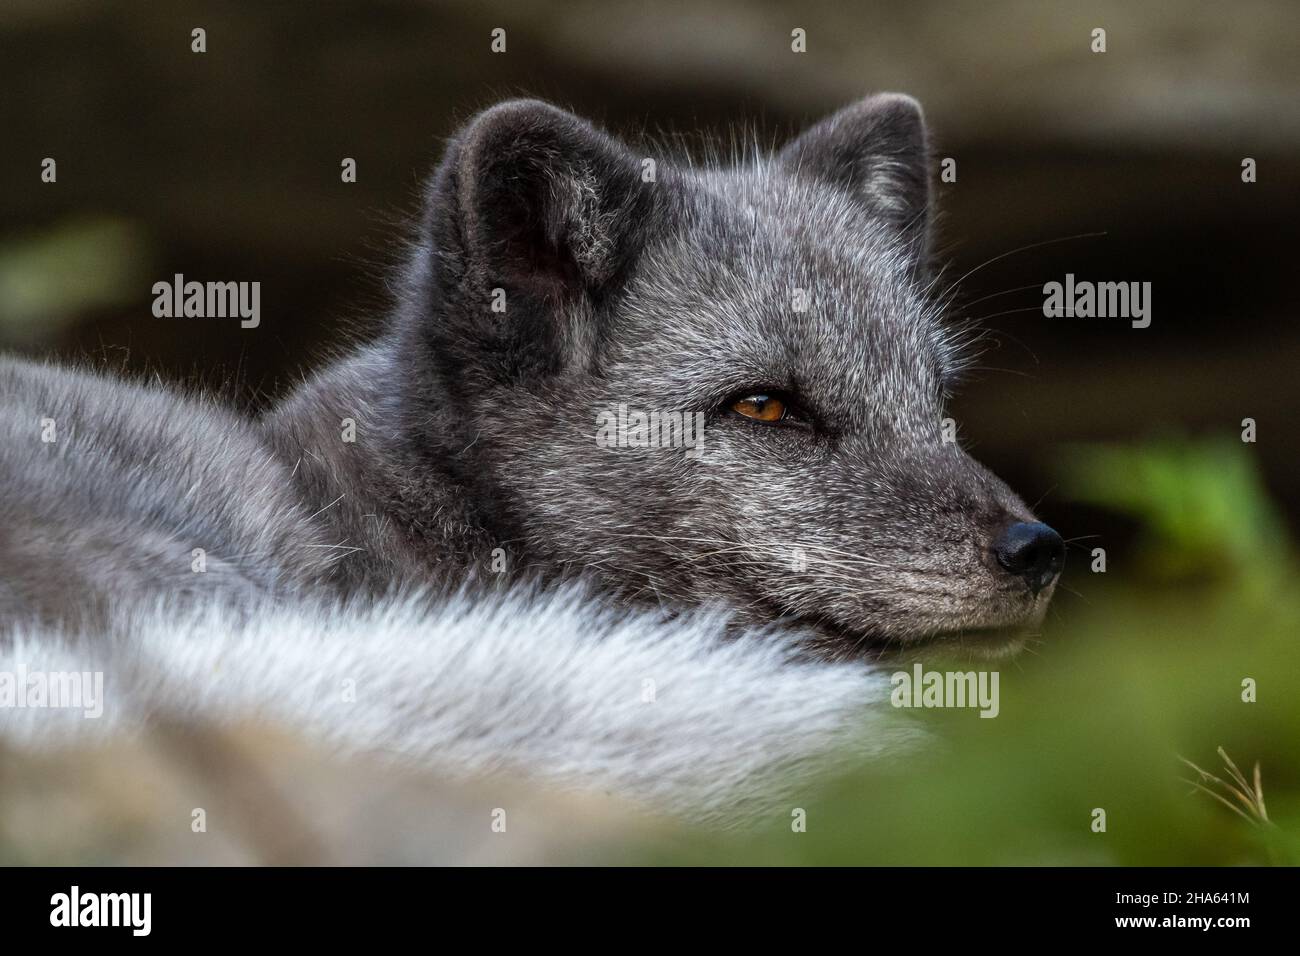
left=601, top=164, right=950, bottom=429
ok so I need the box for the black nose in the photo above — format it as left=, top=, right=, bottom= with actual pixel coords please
left=994, top=521, right=1065, bottom=594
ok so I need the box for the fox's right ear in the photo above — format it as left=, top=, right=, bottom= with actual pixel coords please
left=422, top=99, right=655, bottom=315
left=779, top=93, right=931, bottom=256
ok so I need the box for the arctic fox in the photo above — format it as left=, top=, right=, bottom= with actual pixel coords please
left=0, top=95, right=1063, bottom=821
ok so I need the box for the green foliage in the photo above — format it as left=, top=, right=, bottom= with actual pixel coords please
left=0, top=217, right=152, bottom=345
left=1057, top=436, right=1292, bottom=593
left=638, top=438, right=1299, bottom=865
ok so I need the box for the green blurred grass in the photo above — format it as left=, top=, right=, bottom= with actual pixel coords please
left=643, top=437, right=1300, bottom=864
left=0, top=217, right=151, bottom=346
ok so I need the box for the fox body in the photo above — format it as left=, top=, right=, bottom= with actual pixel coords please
left=0, top=96, right=1062, bottom=818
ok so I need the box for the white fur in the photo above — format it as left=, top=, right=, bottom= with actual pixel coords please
left=0, top=587, right=917, bottom=824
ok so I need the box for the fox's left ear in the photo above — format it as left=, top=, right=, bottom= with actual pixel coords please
left=779, top=93, right=931, bottom=256
left=416, top=100, right=658, bottom=381
left=425, top=99, right=655, bottom=308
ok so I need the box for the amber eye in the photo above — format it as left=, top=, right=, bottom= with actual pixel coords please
left=731, top=394, right=787, bottom=423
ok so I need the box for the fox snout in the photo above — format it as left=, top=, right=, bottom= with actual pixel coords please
left=992, top=521, right=1065, bottom=596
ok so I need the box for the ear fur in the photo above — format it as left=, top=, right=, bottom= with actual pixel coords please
left=779, top=93, right=931, bottom=256
left=418, top=100, right=656, bottom=382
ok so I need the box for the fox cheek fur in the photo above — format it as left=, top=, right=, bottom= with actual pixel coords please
left=380, top=94, right=1063, bottom=654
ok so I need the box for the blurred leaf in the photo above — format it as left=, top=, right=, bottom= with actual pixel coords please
left=1056, top=437, right=1292, bottom=590
left=0, top=217, right=152, bottom=345
left=632, top=439, right=1300, bottom=865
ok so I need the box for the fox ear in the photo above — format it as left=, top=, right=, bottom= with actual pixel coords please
left=779, top=93, right=931, bottom=254
left=426, top=99, right=653, bottom=312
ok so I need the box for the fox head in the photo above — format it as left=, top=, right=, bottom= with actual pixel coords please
left=388, top=95, right=1063, bottom=658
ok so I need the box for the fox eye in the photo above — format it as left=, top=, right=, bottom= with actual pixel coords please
left=730, top=394, right=787, bottom=423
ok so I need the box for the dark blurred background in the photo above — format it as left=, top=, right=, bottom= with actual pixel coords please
left=3, top=0, right=1298, bottom=591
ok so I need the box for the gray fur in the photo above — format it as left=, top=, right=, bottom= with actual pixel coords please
left=0, top=359, right=335, bottom=626
left=0, top=95, right=1054, bottom=652
left=264, top=94, right=1054, bottom=658
left=0, top=96, right=1057, bottom=817
left=0, top=586, right=919, bottom=824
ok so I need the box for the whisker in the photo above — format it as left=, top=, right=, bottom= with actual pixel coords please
left=1030, top=484, right=1058, bottom=512
left=957, top=282, right=1046, bottom=309
left=945, top=231, right=1108, bottom=291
